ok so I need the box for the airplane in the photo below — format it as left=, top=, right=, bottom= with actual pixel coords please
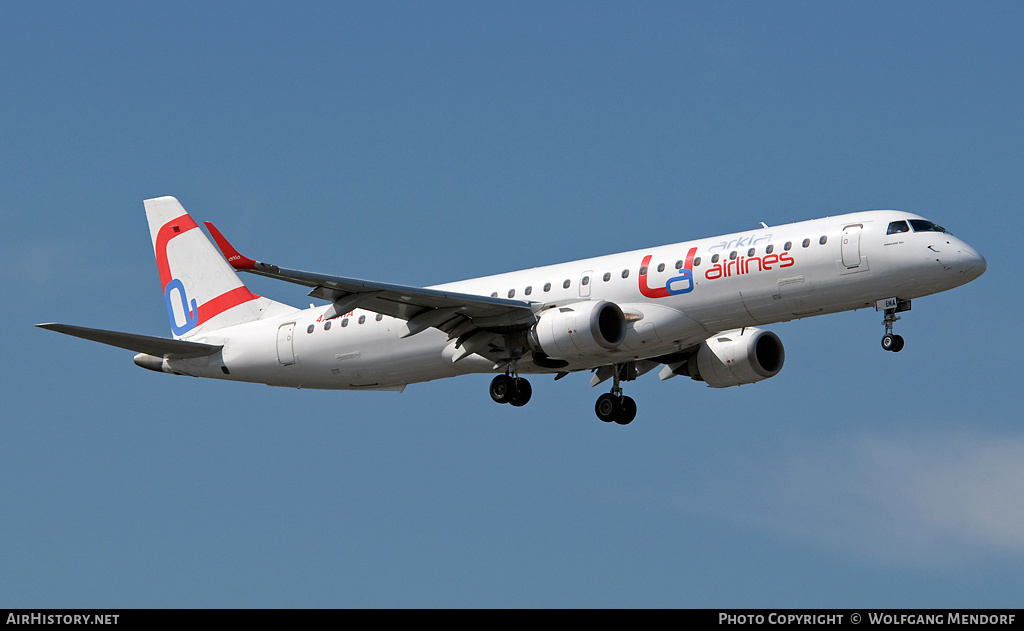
left=38, top=196, right=986, bottom=425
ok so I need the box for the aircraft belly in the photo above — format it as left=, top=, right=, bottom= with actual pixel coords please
left=288, top=323, right=469, bottom=389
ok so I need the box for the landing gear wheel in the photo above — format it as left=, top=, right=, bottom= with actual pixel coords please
left=881, top=334, right=906, bottom=352
left=508, top=378, right=532, bottom=407
left=615, top=396, right=637, bottom=425
left=595, top=393, right=620, bottom=423
left=489, top=374, right=515, bottom=404
left=881, top=334, right=896, bottom=351
left=880, top=305, right=907, bottom=353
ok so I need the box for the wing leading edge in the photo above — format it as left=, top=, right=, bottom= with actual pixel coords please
left=204, top=222, right=538, bottom=337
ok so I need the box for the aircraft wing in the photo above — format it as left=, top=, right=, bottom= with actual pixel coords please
left=204, top=222, right=538, bottom=335
left=36, top=323, right=222, bottom=358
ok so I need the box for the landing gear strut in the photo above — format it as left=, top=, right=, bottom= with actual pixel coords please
left=490, top=372, right=532, bottom=407
left=594, top=366, right=637, bottom=425
left=881, top=308, right=906, bottom=353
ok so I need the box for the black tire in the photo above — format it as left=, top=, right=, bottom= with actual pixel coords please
left=490, top=374, right=514, bottom=404
left=509, top=378, right=532, bottom=407
left=892, top=335, right=905, bottom=353
left=595, top=393, right=620, bottom=423
left=881, top=334, right=896, bottom=351
left=615, top=396, right=637, bottom=425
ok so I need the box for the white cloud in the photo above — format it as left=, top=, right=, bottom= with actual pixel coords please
left=706, top=432, right=1024, bottom=565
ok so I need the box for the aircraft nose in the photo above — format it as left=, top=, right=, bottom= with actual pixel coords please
left=959, top=245, right=987, bottom=279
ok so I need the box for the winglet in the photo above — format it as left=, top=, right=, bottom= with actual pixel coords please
left=204, top=221, right=258, bottom=270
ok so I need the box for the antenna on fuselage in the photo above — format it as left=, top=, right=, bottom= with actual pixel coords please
left=760, top=222, right=769, bottom=229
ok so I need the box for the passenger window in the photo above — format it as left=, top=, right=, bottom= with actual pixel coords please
left=802, top=238, right=810, bottom=248
left=819, top=235, right=827, bottom=245
left=675, top=260, right=684, bottom=269
left=307, top=324, right=315, bottom=334
left=375, top=314, right=383, bottom=321
left=747, top=248, right=755, bottom=257
left=603, top=272, right=611, bottom=282
left=729, top=251, right=737, bottom=260
left=887, top=220, right=910, bottom=235
left=693, top=257, right=701, bottom=266
left=784, top=241, right=792, bottom=251
left=507, top=289, right=515, bottom=298
left=657, top=263, right=665, bottom=273
left=621, top=269, right=629, bottom=279
left=324, top=321, right=331, bottom=331
left=341, top=318, right=349, bottom=327
left=543, top=283, right=551, bottom=292
left=490, top=292, right=498, bottom=298
left=563, top=279, right=571, bottom=289
left=525, top=286, right=532, bottom=295
left=712, top=254, right=720, bottom=263
left=581, top=276, right=590, bottom=286
left=358, top=315, right=366, bottom=324
left=766, top=244, right=774, bottom=254
left=639, top=266, right=648, bottom=275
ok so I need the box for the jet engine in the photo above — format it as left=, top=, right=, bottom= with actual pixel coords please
left=675, top=327, right=785, bottom=388
left=528, top=300, right=626, bottom=360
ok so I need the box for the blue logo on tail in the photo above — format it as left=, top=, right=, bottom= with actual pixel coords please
left=164, top=278, right=198, bottom=335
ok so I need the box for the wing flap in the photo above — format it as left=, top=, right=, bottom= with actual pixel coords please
left=37, top=323, right=222, bottom=359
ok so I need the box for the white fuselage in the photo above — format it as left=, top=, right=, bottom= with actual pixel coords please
left=169, top=210, right=985, bottom=390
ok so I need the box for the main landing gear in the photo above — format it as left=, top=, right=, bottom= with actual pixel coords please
left=594, top=366, right=637, bottom=425
left=488, top=368, right=638, bottom=425
left=881, top=306, right=906, bottom=353
left=595, top=392, right=637, bottom=425
left=490, top=373, right=532, bottom=407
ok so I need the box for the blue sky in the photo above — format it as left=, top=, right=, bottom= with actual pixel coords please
left=3, top=2, right=1022, bottom=607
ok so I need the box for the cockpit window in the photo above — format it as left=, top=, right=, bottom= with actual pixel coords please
left=909, top=219, right=948, bottom=234
left=886, top=220, right=910, bottom=235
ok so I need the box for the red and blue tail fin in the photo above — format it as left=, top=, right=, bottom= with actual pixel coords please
left=144, top=196, right=292, bottom=339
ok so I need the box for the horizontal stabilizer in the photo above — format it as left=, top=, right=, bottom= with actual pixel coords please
left=36, top=323, right=222, bottom=358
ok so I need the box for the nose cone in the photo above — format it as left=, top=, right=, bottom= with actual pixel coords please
left=959, top=245, right=987, bottom=280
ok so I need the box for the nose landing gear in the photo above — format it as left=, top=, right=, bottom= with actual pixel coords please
left=879, top=300, right=911, bottom=352
left=881, top=331, right=905, bottom=352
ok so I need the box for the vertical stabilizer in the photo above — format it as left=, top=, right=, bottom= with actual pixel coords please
left=145, top=196, right=283, bottom=339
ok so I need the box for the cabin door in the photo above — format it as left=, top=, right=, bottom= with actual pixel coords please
left=277, top=323, right=296, bottom=366
left=841, top=224, right=863, bottom=268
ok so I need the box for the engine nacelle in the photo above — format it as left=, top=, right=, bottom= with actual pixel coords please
left=529, top=300, right=627, bottom=360
left=688, top=328, right=785, bottom=388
